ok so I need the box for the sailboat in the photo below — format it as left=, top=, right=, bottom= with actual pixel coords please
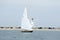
left=21, top=8, right=34, bottom=32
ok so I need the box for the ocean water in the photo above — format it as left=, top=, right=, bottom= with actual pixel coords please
left=0, top=30, right=60, bottom=40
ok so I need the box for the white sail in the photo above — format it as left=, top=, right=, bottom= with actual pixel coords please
left=21, top=8, right=33, bottom=30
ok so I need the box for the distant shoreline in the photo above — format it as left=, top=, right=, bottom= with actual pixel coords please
left=0, top=27, right=60, bottom=31
left=0, top=29, right=60, bottom=31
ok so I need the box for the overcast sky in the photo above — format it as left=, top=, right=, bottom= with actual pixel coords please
left=0, top=0, right=60, bottom=27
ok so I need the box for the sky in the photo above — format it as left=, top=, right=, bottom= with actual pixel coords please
left=0, top=0, right=60, bottom=27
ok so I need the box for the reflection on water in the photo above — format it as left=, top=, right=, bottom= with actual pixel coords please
left=0, top=30, right=60, bottom=40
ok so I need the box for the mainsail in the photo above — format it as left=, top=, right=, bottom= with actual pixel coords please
left=21, top=8, right=33, bottom=30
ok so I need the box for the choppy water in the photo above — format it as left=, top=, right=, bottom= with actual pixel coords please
left=0, top=30, right=60, bottom=40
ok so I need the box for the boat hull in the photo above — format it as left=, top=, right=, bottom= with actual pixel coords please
left=21, top=29, right=33, bottom=32
left=21, top=31, right=33, bottom=32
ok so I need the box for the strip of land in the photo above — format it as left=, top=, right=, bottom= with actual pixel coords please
left=0, top=27, right=60, bottom=31
left=0, top=28, right=60, bottom=31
